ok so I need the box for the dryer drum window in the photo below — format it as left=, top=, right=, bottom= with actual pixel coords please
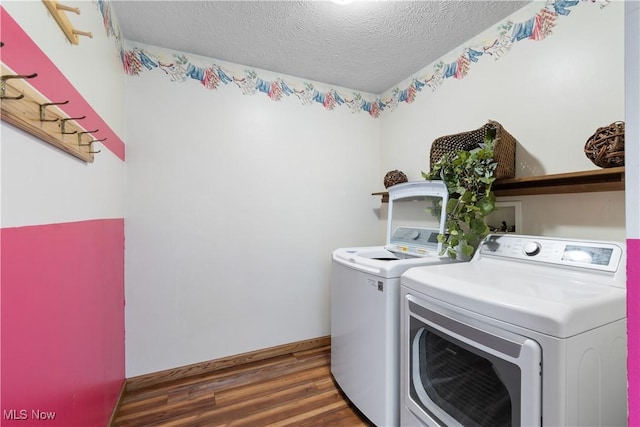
left=409, top=322, right=523, bottom=427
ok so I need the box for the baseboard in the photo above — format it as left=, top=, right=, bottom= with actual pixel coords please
left=107, top=380, right=127, bottom=427
left=125, top=335, right=331, bottom=392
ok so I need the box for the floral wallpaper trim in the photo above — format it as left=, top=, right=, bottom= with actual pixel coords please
left=115, top=0, right=607, bottom=119
left=95, top=0, right=123, bottom=58
left=121, top=45, right=377, bottom=116
left=383, top=0, right=609, bottom=111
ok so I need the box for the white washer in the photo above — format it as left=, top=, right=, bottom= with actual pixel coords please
left=400, top=234, right=627, bottom=427
left=331, top=181, right=455, bottom=427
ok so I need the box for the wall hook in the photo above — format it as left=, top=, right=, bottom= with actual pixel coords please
left=88, top=149, right=101, bottom=154
left=43, top=1, right=93, bottom=45
left=39, top=100, right=69, bottom=122
left=77, top=130, right=99, bottom=144
left=72, top=30, right=93, bottom=39
left=1, top=73, right=38, bottom=81
left=60, top=115, right=85, bottom=134
left=1, top=73, right=38, bottom=99
left=78, top=137, right=106, bottom=147
left=2, top=93, right=24, bottom=101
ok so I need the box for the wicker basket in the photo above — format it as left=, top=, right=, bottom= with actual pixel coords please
left=429, top=120, right=517, bottom=179
left=383, top=170, right=408, bottom=188
left=584, top=121, right=625, bottom=168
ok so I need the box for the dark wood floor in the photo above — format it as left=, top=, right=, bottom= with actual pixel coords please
left=112, top=344, right=373, bottom=427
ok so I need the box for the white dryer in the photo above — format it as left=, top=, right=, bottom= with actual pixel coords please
left=400, top=234, right=627, bottom=427
left=331, top=181, right=455, bottom=427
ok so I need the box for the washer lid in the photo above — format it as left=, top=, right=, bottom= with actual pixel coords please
left=385, top=181, right=449, bottom=256
left=333, top=245, right=454, bottom=278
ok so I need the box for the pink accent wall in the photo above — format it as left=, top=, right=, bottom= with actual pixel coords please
left=629, top=238, right=640, bottom=426
left=1, top=219, right=125, bottom=427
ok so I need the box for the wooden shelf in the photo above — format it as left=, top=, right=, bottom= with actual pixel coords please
left=371, top=191, right=390, bottom=203
left=372, top=167, right=625, bottom=202
left=492, top=167, right=625, bottom=196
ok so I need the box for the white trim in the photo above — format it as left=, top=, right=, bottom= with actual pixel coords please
left=625, top=1, right=640, bottom=239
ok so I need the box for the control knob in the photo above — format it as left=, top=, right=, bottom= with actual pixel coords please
left=523, top=241, right=541, bottom=256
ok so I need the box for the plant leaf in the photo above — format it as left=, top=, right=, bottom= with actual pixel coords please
left=461, top=244, right=475, bottom=257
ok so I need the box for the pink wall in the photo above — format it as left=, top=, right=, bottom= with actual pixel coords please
left=629, top=238, right=639, bottom=426
left=1, top=219, right=125, bottom=427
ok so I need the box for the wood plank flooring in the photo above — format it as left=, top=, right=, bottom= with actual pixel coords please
left=112, top=344, right=373, bottom=427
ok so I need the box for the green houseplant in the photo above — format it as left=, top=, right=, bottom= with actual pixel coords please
left=422, top=129, right=498, bottom=260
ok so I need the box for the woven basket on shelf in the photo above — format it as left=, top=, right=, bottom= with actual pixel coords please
left=429, top=120, right=517, bottom=179
left=584, top=121, right=625, bottom=168
left=383, top=170, right=408, bottom=188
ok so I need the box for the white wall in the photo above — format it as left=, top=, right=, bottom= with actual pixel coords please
left=124, top=0, right=626, bottom=377
left=380, top=0, right=625, bottom=242
left=1, top=124, right=125, bottom=227
left=124, top=47, right=381, bottom=376
left=627, top=0, right=640, bottom=239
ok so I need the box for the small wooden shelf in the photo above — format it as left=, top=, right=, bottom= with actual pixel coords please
left=372, top=191, right=390, bottom=203
left=372, top=167, right=625, bottom=202
left=492, top=167, right=625, bottom=196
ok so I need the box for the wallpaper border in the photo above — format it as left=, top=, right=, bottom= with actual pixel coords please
left=99, top=0, right=609, bottom=118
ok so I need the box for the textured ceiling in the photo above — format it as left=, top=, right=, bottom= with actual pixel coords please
left=111, top=1, right=532, bottom=94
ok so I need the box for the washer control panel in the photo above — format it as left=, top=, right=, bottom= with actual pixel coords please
left=387, top=227, right=440, bottom=256
left=479, top=234, right=624, bottom=272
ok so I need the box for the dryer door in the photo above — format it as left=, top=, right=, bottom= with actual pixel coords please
left=404, top=296, right=542, bottom=427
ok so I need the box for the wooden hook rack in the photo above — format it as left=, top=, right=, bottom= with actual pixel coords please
left=42, top=0, right=93, bottom=45
left=1, top=63, right=98, bottom=162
